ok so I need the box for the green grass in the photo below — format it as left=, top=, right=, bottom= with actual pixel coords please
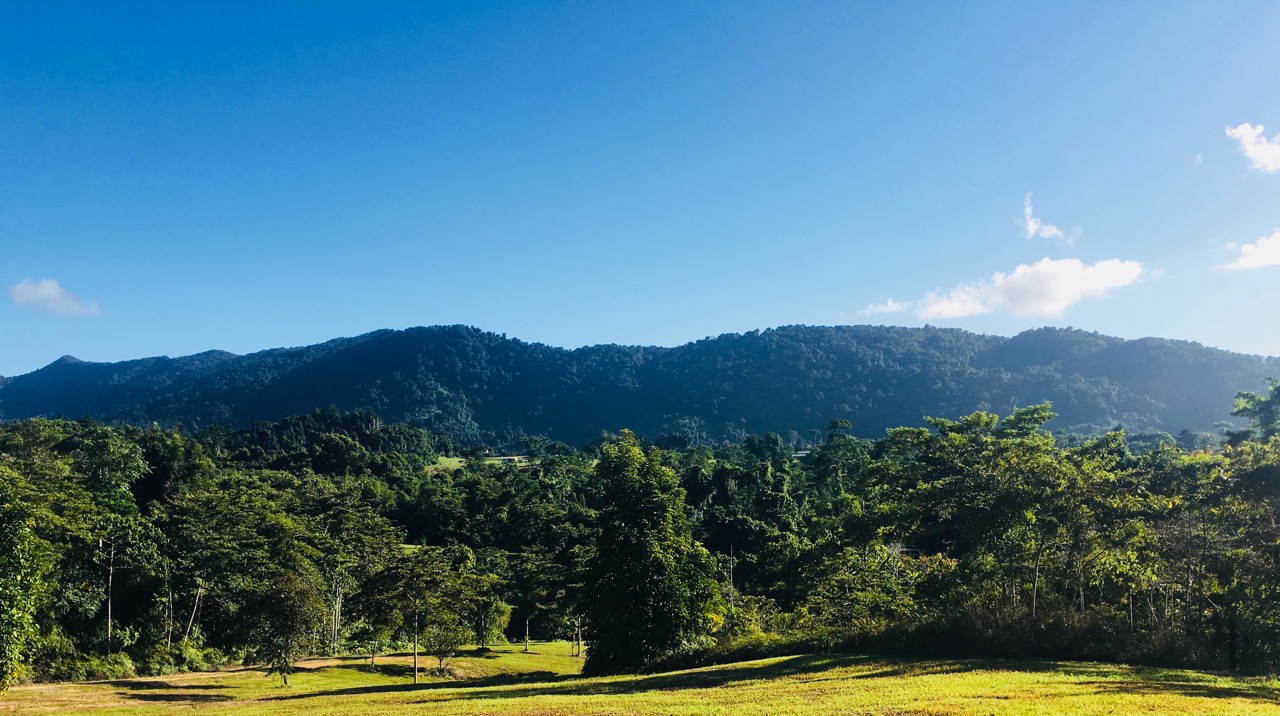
left=6, top=642, right=1280, bottom=715
left=423, top=456, right=465, bottom=475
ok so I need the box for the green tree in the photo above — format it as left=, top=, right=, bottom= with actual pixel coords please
left=302, top=478, right=402, bottom=656
left=249, top=572, right=326, bottom=686
left=583, top=431, right=721, bottom=674
left=803, top=543, right=917, bottom=641
left=420, top=612, right=471, bottom=669
left=361, top=545, right=469, bottom=683
left=91, top=513, right=159, bottom=654
left=464, top=571, right=511, bottom=648
left=1233, top=378, right=1280, bottom=441
left=67, top=425, right=147, bottom=516
left=0, top=478, right=48, bottom=689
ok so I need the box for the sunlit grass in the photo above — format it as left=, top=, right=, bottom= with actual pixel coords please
left=423, top=456, right=466, bottom=474
left=5, top=641, right=1280, bottom=715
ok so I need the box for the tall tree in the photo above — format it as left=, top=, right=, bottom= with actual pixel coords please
left=91, top=513, right=159, bottom=654
left=249, top=572, right=326, bottom=686
left=583, top=431, right=721, bottom=674
left=361, top=545, right=469, bottom=683
left=0, top=477, right=48, bottom=690
left=1233, top=378, right=1280, bottom=441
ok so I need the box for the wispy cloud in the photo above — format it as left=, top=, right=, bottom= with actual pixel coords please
left=1219, top=229, right=1280, bottom=270
left=9, top=278, right=102, bottom=317
left=1021, top=193, right=1066, bottom=241
left=865, top=258, right=1142, bottom=320
left=861, top=297, right=911, bottom=316
left=1226, top=123, right=1280, bottom=173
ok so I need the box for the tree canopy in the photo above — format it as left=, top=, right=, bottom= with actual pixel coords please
left=2, top=381, right=1280, bottom=686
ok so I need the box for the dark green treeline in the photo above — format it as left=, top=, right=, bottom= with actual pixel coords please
left=2, top=379, right=1280, bottom=686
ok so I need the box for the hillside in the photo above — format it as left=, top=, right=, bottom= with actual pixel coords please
left=1, top=324, right=1275, bottom=444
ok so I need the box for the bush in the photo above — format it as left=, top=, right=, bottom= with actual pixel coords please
left=138, top=645, right=176, bottom=676
left=83, top=653, right=135, bottom=681
left=29, top=628, right=85, bottom=682
left=172, top=640, right=226, bottom=672
left=654, top=632, right=822, bottom=671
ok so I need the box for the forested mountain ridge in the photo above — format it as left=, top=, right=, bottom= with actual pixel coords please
left=1, top=324, right=1275, bottom=445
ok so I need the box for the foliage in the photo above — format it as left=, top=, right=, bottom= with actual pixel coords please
left=4, top=380, right=1280, bottom=687
left=81, top=652, right=136, bottom=681
left=420, top=612, right=472, bottom=669
left=248, top=572, right=326, bottom=686
left=583, top=431, right=722, bottom=674
left=1234, top=377, right=1280, bottom=440
left=0, top=477, right=48, bottom=689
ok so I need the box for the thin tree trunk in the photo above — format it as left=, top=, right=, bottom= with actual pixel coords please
left=413, top=611, right=419, bottom=684
left=184, top=586, right=203, bottom=642
left=1031, top=546, right=1043, bottom=618
left=165, top=559, right=174, bottom=650
left=332, top=584, right=342, bottom=655
left=106, top=542, right=115, bottom=653
left=1185, top=550, right=1193, bottom=635
left=1228, top=604, right=1239, bottom=671
left=729, top=545, right=735, bottom=607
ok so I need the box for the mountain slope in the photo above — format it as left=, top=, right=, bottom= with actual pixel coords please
left=1, top=325, right=1275, bottom=444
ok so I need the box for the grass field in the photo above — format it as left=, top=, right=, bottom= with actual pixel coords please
left=5, top=642, right=1280, bottom=715
left=423, top=456, right=466, bottom=475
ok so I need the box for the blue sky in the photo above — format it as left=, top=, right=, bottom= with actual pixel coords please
left=3, top=2, right=1279, bottom=377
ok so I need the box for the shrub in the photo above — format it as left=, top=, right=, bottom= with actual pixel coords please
left=29, top=628, right=85, bottom=682
left=83, top=653, right=135, bottom=681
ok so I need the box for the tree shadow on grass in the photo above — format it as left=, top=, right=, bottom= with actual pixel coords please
left=262, top=652, right=1280, bottom=708
left=850, top=657, right=1280, bottom=704
left=265, top=653, right=863, bottom=703
left=951, top=658, right=1279, bottom=702
left=325, top=662, right=460, bottom=679
left=1078, top=675, right=1280, bottom=702
left=104, top=680, right=229, bottom=691
left=117, top=692, right=235, bottom=703
left=103, top=678, right=238, bottom=705
left=264, top=669, right=578, bottom=701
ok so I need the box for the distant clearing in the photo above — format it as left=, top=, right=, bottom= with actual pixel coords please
left=423, top=455, right=465, bottom=474
left=6, top=642, right=1279, bottom=716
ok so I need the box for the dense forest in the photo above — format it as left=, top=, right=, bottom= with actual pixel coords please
left=3, top=378, right=1280, bottom=687
left=1, top=325, right=1276, bottom=446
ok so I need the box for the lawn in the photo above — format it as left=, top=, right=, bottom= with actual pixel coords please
left=5, top=642, right=1280, bottom=715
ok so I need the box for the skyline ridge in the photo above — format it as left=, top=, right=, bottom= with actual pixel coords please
left=8, top=322, right=1279, bottom=381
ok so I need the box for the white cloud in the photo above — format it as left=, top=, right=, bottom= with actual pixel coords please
left=1194, top=153, right=1204, bottom=166
left=1220, top=229, right=1280, bottom=270
left=8, top=278, right=102, bottom=317
left=915, top=257, right=1143, bottom=319
left=1022, top=193, right=1064, bottom=241
left=1226, top=123, right=1280, bottom=172
left=861, top=297, right=911, bottom=316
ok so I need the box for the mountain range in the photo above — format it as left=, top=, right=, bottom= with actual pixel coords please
left=2, top=324, right=1276, bottom=446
